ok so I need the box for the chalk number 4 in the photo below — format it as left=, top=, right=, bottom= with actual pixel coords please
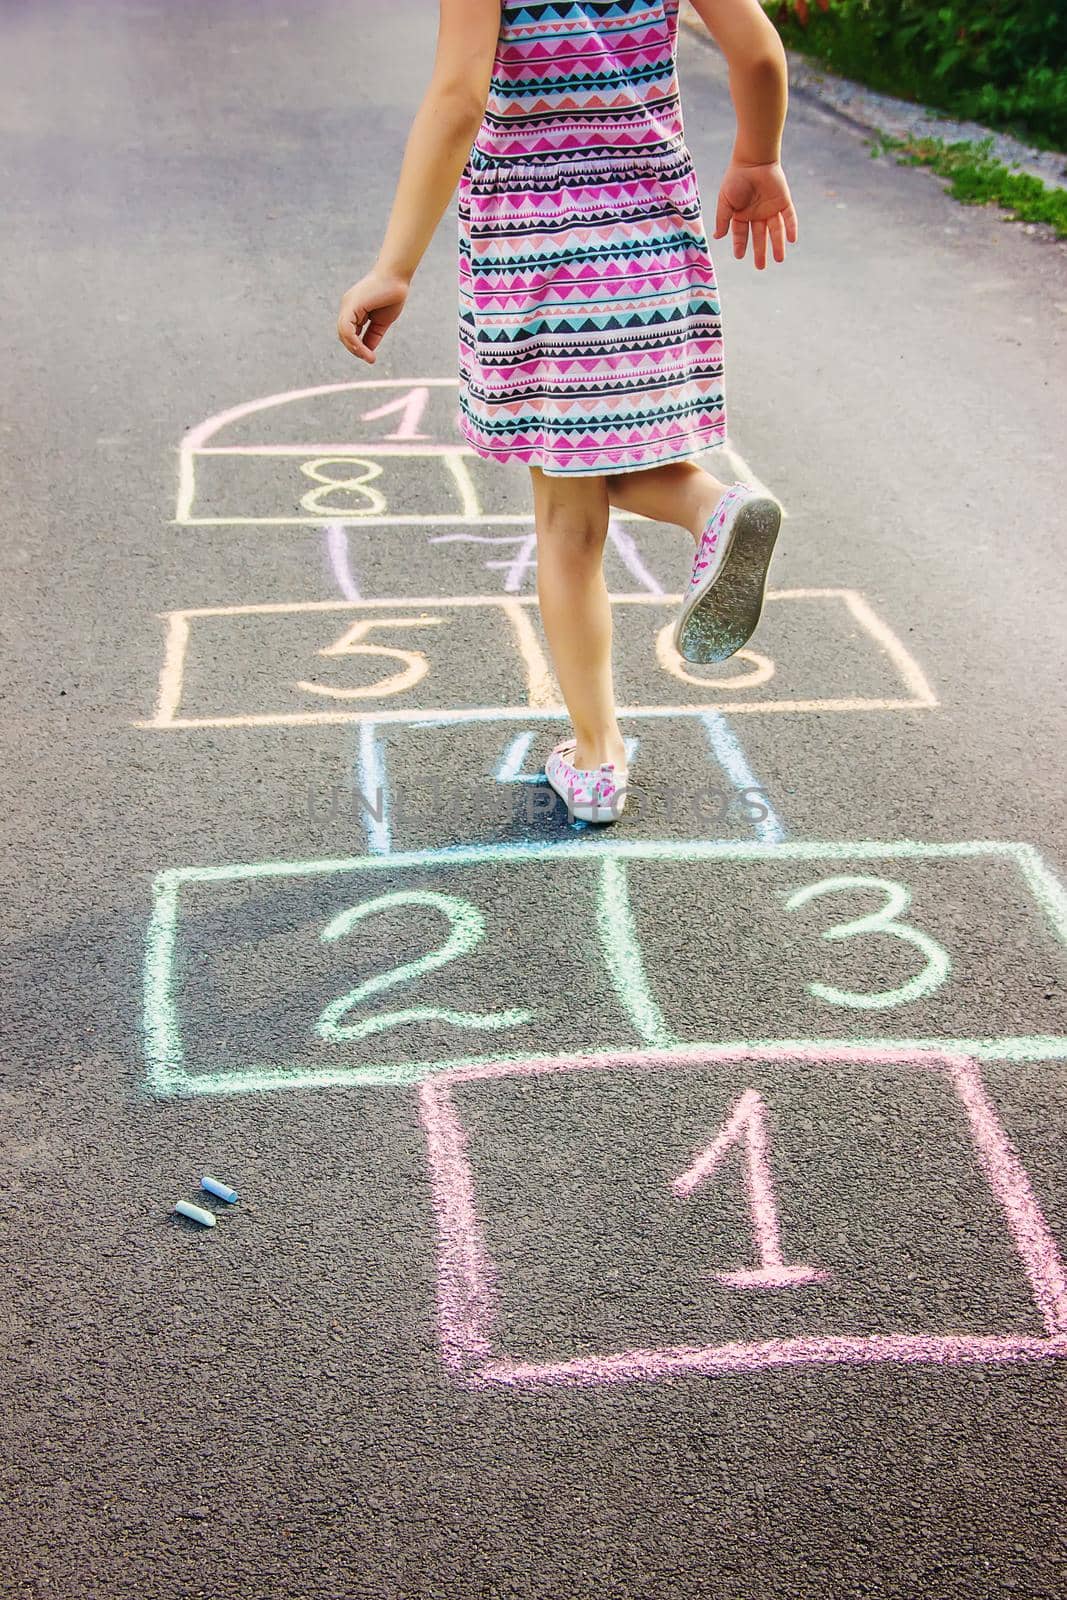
left=784, top=874, right=950, bottom=1010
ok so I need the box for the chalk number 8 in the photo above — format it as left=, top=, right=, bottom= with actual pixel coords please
left=784, top=874, right=950, bottom=1010
left=300, top=456, right=386, bottom=515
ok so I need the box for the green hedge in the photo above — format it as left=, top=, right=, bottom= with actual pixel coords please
left=767, top=2, right=1067, bottom=150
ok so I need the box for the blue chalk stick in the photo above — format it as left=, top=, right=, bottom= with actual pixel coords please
left=200, top=1176, right=239, bottom=1204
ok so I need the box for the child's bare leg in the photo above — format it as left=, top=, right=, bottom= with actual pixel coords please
left=604, top=460, right=729, bottom=543
left=529, top=466, right=626, bottom=772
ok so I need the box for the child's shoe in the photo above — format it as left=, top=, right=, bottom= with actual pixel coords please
left=544, top=738, right=627, bottom=824
left=673, top=482, right=782, bottom=664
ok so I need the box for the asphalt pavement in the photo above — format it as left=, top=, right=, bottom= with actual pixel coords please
left=2, top=2, right=1066, bottom=1597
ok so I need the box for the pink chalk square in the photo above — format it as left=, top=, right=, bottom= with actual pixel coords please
left=416, top=1046, right=1067, bottom=1388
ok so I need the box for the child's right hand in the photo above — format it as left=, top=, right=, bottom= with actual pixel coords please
left=713, top=160, right=799, bottom=270
left=337, top=267, right=410, bottom=363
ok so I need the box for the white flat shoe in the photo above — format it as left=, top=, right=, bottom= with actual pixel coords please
left=544, top=738, right=628, bottom=824
left=674, top=482, right=782, bottom=664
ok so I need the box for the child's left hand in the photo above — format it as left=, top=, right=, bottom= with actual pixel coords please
left=714, top=160, right=798, bottom=270
left=337, top=268, right=410, bottom=363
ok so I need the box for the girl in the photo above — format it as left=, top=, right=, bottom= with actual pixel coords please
left=338, top=0, right=797, bottom=822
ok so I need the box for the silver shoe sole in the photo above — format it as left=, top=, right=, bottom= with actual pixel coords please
left=674, top=495, right=782, bottom=665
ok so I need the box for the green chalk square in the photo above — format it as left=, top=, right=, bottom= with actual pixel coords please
left=143, top=839, right=1067, bottom=1099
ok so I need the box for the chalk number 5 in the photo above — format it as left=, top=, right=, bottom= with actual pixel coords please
left=297, top=616, right=442, bottom=700
left=784, top=874, right=950, bottom=1010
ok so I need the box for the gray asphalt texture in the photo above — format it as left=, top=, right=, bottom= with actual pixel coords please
left=2, top=3, right=1067, bottom=1597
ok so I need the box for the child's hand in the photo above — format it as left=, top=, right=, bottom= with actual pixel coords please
left=337, top=268, right=410, bottom=363
left=713, top=160, right=798, bottom=270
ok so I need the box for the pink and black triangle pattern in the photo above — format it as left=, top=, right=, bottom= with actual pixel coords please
left=457, top=1, right=726, bottom=477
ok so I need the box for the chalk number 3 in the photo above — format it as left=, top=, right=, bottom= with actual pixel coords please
left=784, top=874, right=950, bottom=1010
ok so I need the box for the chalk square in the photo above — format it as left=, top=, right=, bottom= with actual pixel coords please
left=417, top=1046, right=1067, bottom=1388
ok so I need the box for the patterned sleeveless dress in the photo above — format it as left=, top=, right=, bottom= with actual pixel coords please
left=457, top=0, right=726, bottom=478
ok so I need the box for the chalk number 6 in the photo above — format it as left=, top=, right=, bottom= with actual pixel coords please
left=784, top=874, right=950, bottom=1010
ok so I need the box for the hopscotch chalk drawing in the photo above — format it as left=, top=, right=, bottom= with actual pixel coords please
left=144, top=378, right=1067, bottom=1388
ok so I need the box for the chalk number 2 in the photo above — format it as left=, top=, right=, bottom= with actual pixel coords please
left=315, top=890, right=533, bottom=1042
left=784, top=874, right=950, bottom=1010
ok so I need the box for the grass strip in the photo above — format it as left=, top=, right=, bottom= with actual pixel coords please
left=869, top=133, right=1067, bottom=238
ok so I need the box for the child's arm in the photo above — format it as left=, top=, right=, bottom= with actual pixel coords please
left=688, top=0, right=798, bottom=269
left=338, top=0, right=500, bottom=362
